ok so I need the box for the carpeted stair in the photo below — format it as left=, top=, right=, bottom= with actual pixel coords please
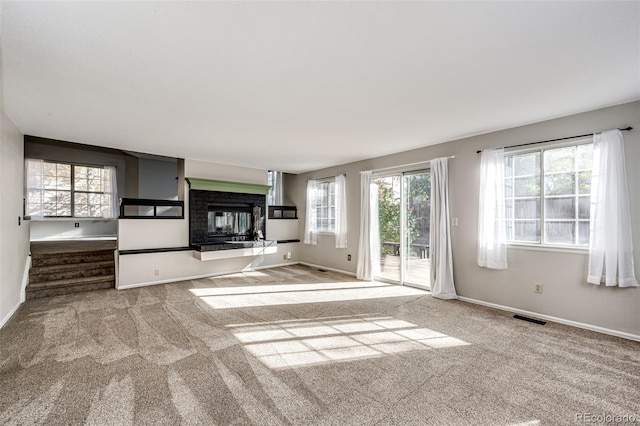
left=27, top=242, right=116, bottom=299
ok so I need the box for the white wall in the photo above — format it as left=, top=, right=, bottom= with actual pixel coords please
left=30, top=219, right=116, bottom=240
left=184, top=159, right=267, bottom=185
left=295, top=101, right=640, bottom=338
left=1, top=30, right=31, bottom=327
left=0, top=111, right=30, bottom=327
left=118, top=218, right=188, bottom=250
left=118, top=243, right=298, bottom=288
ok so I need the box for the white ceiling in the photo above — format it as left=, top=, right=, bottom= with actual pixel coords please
left=1, top=1, right=639, bottom=174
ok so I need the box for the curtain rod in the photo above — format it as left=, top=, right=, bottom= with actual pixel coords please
left=476, top=126, right=633, bottom=154
left=371, top=155, right=455, bottom=173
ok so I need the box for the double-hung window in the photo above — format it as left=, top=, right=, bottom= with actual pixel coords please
left=504, top=141, right=593, bottom=247
left=315, top=179, right=336, bottom=232
left=26, top=160, right=116, bottom=218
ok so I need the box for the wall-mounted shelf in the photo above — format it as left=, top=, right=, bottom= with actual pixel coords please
left=192, top=241, right=277, bottom=261
left=268, top=205, right=297, bottom=219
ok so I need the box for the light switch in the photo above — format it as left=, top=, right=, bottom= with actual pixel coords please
left=451, top=217, right=459, bottom=227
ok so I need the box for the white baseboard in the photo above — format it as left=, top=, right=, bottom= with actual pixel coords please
left=114, top=250, right=119, bottom=289
left=248, top=261, right=299, bottom=270
left=0, top=301, right=21, bottom=329
left=457, top=296, right=640, bottom=342
left=118, top=274, right=225, bottom=290
left=299, top=262, right=357, bottom=277
left=116, top=261, right=300, bottom=290
left=2, top=255, right=32, bottom=329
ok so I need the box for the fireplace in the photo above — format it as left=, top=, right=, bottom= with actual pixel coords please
left=189, top=189, right=266, bottom=246
left=207, top=203, right=252, bottom=242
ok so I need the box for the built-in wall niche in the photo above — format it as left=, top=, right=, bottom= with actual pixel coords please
left=120, top=198, right=184, bottom=219
left=268, top=205, right=297, bottom=219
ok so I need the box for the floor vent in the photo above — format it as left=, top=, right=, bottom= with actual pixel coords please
left=514, top=314, right=546, bottom=325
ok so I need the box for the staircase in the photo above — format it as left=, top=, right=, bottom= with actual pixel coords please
left=27, top=240, right=116, bottom=299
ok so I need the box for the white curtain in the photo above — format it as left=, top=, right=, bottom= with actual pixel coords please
left=304, top=179, right=318, bottom=245
left=103, top=165, right=118, bottom=219
left=335, top=174, right=348, bottom=248
left=587, top=129, right=638, bottom=287
left=356, top=171, right=381, bottom=280
left=430, top=158, right=457, bottom=299
left=25, top=158, right=44, bottom=219
left=477, top=148, right=508, bottom=269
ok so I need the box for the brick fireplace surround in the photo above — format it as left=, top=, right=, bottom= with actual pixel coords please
left=188, top=189, right=266, bottom=246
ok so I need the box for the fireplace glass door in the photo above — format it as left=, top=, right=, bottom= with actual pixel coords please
left=210, top=212, right=252, bottom=235
left=207, top=203, right=253, bottom=241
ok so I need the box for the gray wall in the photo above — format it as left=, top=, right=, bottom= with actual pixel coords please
left=23, top=137, right=179, bottom=239
left=294, top=101, right=640, bottom=337
left=25, top=136, right=129, bottom=197
left=282, top=172, right=298, bottom=206
left=24, top=137, right=129, bottom=239
left=138, top=157, right=178, bottom=200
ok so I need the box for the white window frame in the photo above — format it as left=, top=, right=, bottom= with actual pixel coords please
left=27, top=160, right=110, bottom=219
left=315, top=178, right=336, bottom=233
left=504, top=138, right=593, bottom=251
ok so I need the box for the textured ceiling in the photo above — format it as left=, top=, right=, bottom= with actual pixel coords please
left=2, top=1, right=639, bottom=173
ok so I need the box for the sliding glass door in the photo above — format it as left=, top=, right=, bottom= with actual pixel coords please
left=373, top=171, right=431, bottom=288
left=375, top=175, right=402, bottom=282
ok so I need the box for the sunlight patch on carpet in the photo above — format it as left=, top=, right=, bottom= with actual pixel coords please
left=191, top=281, right=425, bottom=309
left=228, top=314, right=469, bottom=369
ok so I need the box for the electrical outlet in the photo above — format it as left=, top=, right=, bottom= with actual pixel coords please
left=451, top=217, right=459, bottom=227
left=283, top=254, right=288, bottom=260
left=154, top=269, right=160, bottom=276
left=74, top=222, right=80, bottom=228
left=348, top=254, right=352, bottom=261
left=534, top=283, right=543, bottom=293
left=287, top=252, right=292, bottom=260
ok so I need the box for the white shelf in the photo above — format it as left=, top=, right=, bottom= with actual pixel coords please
left=193, top=243, right=277, bottom=261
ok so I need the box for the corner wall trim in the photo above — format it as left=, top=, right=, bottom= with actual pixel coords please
left=457, top=296, right=640, bottom=342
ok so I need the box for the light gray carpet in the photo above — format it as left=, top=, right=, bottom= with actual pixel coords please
left=1, top=265, right=638, bottom=425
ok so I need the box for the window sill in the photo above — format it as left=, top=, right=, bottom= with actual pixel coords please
left=315, top=231, right=336, bottom=236
left=508, top=243, right=588, bottom=255
left=31, top=217, right=116, bottom=222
